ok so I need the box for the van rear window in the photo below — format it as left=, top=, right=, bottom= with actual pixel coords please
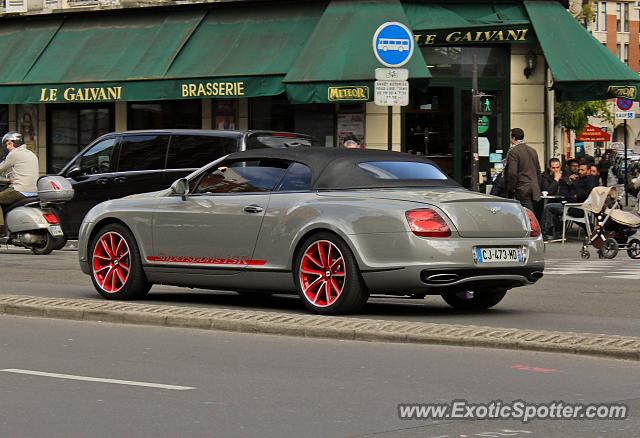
left=246, top=133, right=318, bottom=149
left=167, top=135, right=239, bottom=169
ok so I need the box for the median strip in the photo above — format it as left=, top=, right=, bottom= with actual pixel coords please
left=0, top=294, right=638, bottom=361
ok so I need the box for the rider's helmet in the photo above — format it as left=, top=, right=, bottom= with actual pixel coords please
left=2, top=131, right=23, bottom=147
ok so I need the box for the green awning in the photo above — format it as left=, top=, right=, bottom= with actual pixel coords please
left=0, top=3, right=324, bottom=103
left=524, top=1, right=640, bottom=101
left=283, top=0, right=431, bottom=104
left=404, top=2, right=532, bottom=46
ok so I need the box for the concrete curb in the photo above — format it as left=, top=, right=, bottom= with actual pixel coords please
left=0, top=294, right=638, bottom=361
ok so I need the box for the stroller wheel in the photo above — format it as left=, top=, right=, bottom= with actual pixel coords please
left=601, top=238, right=619, bottom=259
left=581, top=250, right=591, bottom=259
left=626, top=238, right=640, bottom=259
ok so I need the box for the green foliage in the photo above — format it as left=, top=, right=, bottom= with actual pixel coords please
left=581, top=0, right=595, bottom=22
left=554, top=100, right=612, bottom=132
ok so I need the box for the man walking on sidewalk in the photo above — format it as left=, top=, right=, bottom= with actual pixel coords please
left=505, top=127, right=542, bottom=211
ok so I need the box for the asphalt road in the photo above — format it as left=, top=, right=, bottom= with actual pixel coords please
left=0, top=241, right=639, bottom=336
left=0, top=315, right=637, bottom=438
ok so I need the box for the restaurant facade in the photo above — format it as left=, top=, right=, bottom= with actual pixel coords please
left=0, top=0, right=638, bottom=189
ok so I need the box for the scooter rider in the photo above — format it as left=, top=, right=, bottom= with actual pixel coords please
left=0, top=132, right=39, bottom=235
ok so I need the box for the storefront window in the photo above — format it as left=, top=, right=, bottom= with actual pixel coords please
left=249, top=95, right=335, bottom=146
left=127, top=100, right=201, bottom=130
left=213, top=99, right=238, bottom=130
left=47, top=104, right=114, bottom=173
left=422, top=46, right=508, bottom=78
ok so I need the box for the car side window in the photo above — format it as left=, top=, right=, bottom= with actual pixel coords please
left=166, top=135, right=239, bottom=169
left=192, top=159, right=289, bottom=194
left=117, top=135, right=169, bottom=172
left=77, top=138, right=117, bottom=176
left=276, top=162, right=312, bottom=191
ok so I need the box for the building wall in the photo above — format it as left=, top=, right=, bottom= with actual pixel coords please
left=510, top=44, right=546, bottom=167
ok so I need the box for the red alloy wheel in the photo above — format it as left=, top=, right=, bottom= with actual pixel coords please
left=299, top=240, right=346, bottom=308
left=92, top=231, right=131, bottom=293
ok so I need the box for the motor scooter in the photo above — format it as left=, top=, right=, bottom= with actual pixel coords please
left=0, top=175, right=74, bottom=255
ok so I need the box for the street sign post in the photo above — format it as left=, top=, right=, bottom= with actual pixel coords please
left=372, top=22, right=414, bottom=150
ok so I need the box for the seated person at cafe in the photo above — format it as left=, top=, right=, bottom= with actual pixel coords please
left=563, top=158, right=579, bottom=178
left=541, top=157, right=564, bottom=196
left=541, top=162, right=598, bottom=240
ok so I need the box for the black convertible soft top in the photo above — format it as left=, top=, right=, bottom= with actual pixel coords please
left=224, top=148, right=460, bottom=190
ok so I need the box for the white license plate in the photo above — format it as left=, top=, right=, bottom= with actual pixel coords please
left=475, top=247, right=523, bottom=264
left=49, top=225, right=63, bottom=237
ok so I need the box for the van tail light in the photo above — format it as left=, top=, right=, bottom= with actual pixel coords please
left=42, top=213, right=59, bottom=225
left=526, top=208, right=540, bottom=238
left=405, top=209, right=451, bottom=237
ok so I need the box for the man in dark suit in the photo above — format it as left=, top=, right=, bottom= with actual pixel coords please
left=505, top=128, right=542, bottom=211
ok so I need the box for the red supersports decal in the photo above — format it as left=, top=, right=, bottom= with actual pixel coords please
left=146, top=255, right=266, bottom=266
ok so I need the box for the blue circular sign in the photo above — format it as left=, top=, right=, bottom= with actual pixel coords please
left=372, top=22, right=414, bottom=67
left=617, top=98, right=633, bottom=111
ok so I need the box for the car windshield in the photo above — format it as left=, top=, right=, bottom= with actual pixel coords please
left=357, top=161, right=448, bottom=180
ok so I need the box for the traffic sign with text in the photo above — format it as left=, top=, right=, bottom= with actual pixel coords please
left=615, top=111, right=636, bottom=119
left=374, top=80, right=409, bottom=106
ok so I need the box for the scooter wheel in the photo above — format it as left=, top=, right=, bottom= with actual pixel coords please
left=31, top=232, right=57, bottom=255
left=580, top=250, right=591, bottom=259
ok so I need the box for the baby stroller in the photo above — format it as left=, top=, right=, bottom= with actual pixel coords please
left=580, top=186, right=640, bottom=259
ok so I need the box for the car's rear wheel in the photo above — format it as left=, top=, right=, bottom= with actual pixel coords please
left=441, top=288, right=507, bottom=310
left=90, top=223, right=151, bottom=300
left=294, top=232, right=368, bottom=315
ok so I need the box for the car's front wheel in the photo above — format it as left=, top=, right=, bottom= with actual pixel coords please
left=90, top=223, right=151, bottom=300
left=441, top=288, right=507, bottom=310
left=294, top=232, right=368, bottom=315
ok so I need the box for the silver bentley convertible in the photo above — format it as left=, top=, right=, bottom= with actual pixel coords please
left=78, top=148, right=544, bottom=315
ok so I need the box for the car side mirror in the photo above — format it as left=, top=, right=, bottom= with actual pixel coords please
left=171, top=178, right=189, bottom=199
left=66, top=166, right=81, bottom=179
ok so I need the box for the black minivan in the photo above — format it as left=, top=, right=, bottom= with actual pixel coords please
left=56, top=129, right=317, bottom=239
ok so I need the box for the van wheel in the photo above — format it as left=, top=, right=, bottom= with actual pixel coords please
left=441, top=288, right=507, bottom=310
left=294, top=232, right=368, bottom=315
left=90, top=223, right=150, bottom=300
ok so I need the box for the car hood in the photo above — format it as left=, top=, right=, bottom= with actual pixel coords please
left=124, top=189, right=171, bottom=199
left=318, top=188, right=530, bottom=238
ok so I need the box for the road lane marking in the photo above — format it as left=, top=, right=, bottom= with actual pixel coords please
left=0, top=369, right=195, bottom=390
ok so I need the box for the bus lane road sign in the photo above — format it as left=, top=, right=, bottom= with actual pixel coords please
left=372, top=22, right=414, bottom=67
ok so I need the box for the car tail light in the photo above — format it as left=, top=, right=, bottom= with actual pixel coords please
left=405, top=209, right=451, bottom=237
left=526, top=208, right=540, bottom=238
left=42, top=213, right=59, bottom=225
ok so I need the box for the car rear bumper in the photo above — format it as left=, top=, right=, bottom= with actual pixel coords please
left=362, top=264, right=544, bottom=295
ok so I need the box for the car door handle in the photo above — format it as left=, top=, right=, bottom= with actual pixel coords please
left=114, top=177, right=127, bottom=184
left=244, top=205, right=264, bottom=213
left=96, top=178, right=109, bottom=185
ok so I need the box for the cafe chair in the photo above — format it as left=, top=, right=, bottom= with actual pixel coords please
left=561, top=202, right=592, bottom=244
